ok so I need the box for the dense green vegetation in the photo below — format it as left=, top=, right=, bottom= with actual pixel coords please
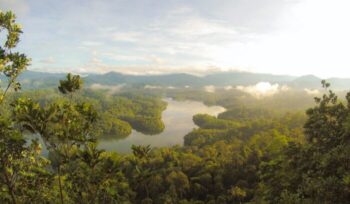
left=166, top=88, right=318, bottom=112
left=85, top=92, right=166, bottom=138
left=1, top=88, right=167, bottom=140
left=2, top=10, right=350, bottom=204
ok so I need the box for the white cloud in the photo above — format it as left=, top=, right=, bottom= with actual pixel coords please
left=224, top=85, right=233, bottom=90
left=102, top=52, right=146, bottom=62
left=166, top=17, right=238, bottom=37
left=39, top=57, right=56, bottom=64
left=304, top=88, right=320, bottom=95
left=13, top=0, right=350, bottom=77
left=90, top=83, right=125, bottom=95
left=146, top=55, right=166, bottom=65
left=209, top=0, right=350, bottom=78
left=111, top=32, right=142, bottom=42
left=81, top=41, right=103, bottom=46
left=0, top=0, right=29, bottom=16
left=144, top=85, right=162, bottom=89
left=204, top=85, right=215, bottom=93
left=281, top=85, right=290, bottom=91
left=236, top=82, right=288, bottom=98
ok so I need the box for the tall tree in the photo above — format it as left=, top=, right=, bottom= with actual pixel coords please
left=0, top=10, right=52, bottom=204
left=0, top=11, right=30, bottom=104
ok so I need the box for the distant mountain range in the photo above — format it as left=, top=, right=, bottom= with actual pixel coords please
left=16, top=70, right=350, bottom=90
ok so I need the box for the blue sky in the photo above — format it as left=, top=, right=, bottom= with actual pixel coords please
left=1, top=0, right=350, bottom=77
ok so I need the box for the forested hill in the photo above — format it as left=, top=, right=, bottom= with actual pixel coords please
left=19, top=70, right=350, bottom=90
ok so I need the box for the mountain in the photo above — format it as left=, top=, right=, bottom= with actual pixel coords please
left=16, top=70, right=350, bottom=90
left=17, top=71, right=66, bottom=89
left=204, top=72, right=296, bottom=86
left=288, top=75, right=322, bottom=89
left=86, top=72, right=204, bottom=87
left=327, top=78, right=350, bottom=91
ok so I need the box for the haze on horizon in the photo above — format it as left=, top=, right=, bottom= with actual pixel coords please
left=1, top=0, right=350, bottom=78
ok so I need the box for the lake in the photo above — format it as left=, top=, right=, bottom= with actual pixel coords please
left=98, top=98, right=226, bottom=153
left=28, top=98, right=226, bottom=155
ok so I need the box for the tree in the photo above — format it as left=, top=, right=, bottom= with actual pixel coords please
left=260, top=81, right=350, bottom=203
left=13, top=73, right=98, bottom=203
left=0, top=10, right=53, bottom=204
left=0, top=11, right=30, bottom=104
left=229, top=186, right=246, bottom=204
left=58, top=73, right=83, bottom=95
left=132, top=145, right=152, bottom=160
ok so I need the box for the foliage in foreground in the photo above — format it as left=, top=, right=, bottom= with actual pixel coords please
left=1, top=10, right=350, bottom=204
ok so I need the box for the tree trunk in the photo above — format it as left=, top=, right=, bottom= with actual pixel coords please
left=58, top=165, right=64, bottom=204
left=4, top=170, right=17, bottom=204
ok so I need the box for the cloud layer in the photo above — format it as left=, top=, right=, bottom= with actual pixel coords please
left=2, top=0, right=350, bottom=77
left=236, top=82, right=289, bottom=98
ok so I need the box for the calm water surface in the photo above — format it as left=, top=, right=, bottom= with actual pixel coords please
left=98, top=98, right=225, bottom=153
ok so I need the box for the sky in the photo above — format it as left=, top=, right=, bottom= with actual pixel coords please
left=1, top=0, right=350, bottom=77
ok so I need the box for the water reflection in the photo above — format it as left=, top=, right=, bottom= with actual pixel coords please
left=98, top=98, right=225, bottom=153
left=27, top=98, right=225, bottom=155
